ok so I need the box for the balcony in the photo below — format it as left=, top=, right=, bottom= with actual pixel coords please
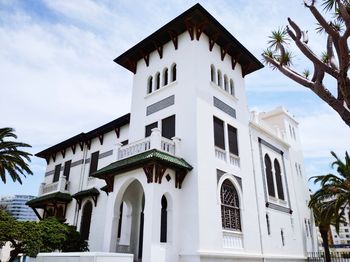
left=117, top=128, right=180, bottom=160
left=39, top=175, right=69, bottom=196
left=222, top=230, right=243, bottom=249
left=215, top=147, right=240, bottom=168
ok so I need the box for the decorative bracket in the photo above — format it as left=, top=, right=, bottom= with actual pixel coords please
left=79, top=141, right=84, bottom=151
left=220, top=44, right=230, bottom=61
left=196, top=21, right=207, bottom=40
left=51, top=152, right=56, bottom=162
left=209, top=33, right=219, bottom=51
left=141, top=50, right=150, bottom=67
left=105, top=175, right=115, bottom=193
left=231, top=54, right=240, bottom=70
left=155, top=164, right=167, bottom=184
left=45, top=156, right=50, bottom=164
left=114, top=127, right=120, bottom=138
left=98, top=134, right=104, bottom=145
left=143, top=164, right=154, bottom=183
left=71, top=144, right=76, bottom=154
left=175, top=170, right=186, bottom=189
left=61, top=149, right=66, bottom=158
left=85, top=139, right=91, bottom=150
left=184, top=20, right=194, bottom=40
left=153, top=42, right=163, bottom=59
left=168, top=31, right=178, bottom=50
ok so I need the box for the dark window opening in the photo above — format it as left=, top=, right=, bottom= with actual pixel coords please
left=281, top=229, right=285, bottom=246
left=53, top=164, right=61, bottom=183
left=213, top=117, right=225, bottom=150
left=155, top=72, right=160, bottom=90
left=265, top=154, right=275, bottom=197
left=63, top=160, right=71, bottom=181
left=274, top=159, right=284, bottom=200
left=162, top=115, right=175, bottom=139
left=121, top=140, right=129, bottom=146
left=163, top=68, right=168, bottom=86
left=211, top=65, right=215, bottom=82
left=80, top=201, right=93, bottom=240
left=160, top=195, right=168, bottom=242
left=217, top=70, right=222, bottom=87
left=220, top=179, right=241, bottom=231
left=147, top=77, right=153, bottom=94
left=228, top=125, right=238, bottom=156
left=266, top=214, right=271, bottom=235
left=89, top=151, right=99, bottom=176
left=145, top=122, right=158, bottom=137
left=171, top=64, right=176, bottom=82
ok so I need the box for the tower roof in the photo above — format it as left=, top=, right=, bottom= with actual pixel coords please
left=114, top=3, right=263, bottom=76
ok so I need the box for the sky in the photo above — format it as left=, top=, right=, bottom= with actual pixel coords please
left=0, top=0, right=349, bottom=196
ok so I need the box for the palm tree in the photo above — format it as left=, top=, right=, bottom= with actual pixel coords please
left=309, top=151, right=350, bottom=231
left=308, top=200, right=337, bottom=262
left=0, top=127, right=33, bottom=184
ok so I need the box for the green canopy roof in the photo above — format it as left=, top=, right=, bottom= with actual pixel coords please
left=72, top=188, right=100, bottom=200
left=26, top=192, right=72, bottom=208
left=92, top=149, right=192, bottom=178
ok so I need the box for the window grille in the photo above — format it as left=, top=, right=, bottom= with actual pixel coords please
left=220, top=180, right=241, bottom=231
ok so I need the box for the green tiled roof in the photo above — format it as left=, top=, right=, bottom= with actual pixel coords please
left=92, top=149, right=192, bottom=178
left=26, top=192, right=72, bottom=208
left=72, top=188, right=100, bottom=199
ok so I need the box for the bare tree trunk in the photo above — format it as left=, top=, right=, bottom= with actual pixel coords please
left=320, top=226, right=331, bottom=262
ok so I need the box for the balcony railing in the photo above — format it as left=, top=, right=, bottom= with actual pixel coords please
left=215, top=147, right=240, bottom=168
left=39, top=175, right=69, bottom=196
left=117, top=128, right=180, bottom=160
left=229, top=153, right=240, bottom=168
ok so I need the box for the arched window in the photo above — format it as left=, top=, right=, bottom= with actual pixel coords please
left=274, top=159, right=284, bottom=200
left=171, top=64, right=177, bottom=82
left=155, top=72, right=160, bottom=90
left=220, top=179, right=241, bottom=231
left=80, top=201, right=93, bottom=240
left=217, top=70, right=222, bottom=87
left=210, top=65, right=216, bottom=82
left=160, top=195, right=168, bottom=242
left=163, top=68, right=168, bottom=86
left=265, top=154, right=275, bottom=197
left=147, top=76, right=153, bottom=94
left=224, top=75, right=228, bottom=91
left=230, top=79, right=235, bottom=96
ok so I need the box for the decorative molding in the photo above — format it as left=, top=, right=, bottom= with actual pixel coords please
left=258, top=138, right=284, bottom=155
left=98, top=134, right=104, bottom=145
left=184, top=20, right=194, bottom=40
left=266, top=202, right=292, bottom=214
left=143, top=164, right=154, bottom=183
left=146, top=95, right=175, bottom=115
left=213, top=96, right=236, bottom=118
left=175, top=170, right=186, bottom=189
left=155, top=164, right=167, bottom=184
left=168, top=31, right=178, bottom=50
left=153, top=41, right=163, bottom=59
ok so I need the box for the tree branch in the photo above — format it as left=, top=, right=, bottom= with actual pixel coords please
left=327, top=35, right=339, bottom=70
left=287, top=19, right=340, bottom=79
left=336, top=0, right=350, bottom=27
left=304, top=1, right=340, bottom=40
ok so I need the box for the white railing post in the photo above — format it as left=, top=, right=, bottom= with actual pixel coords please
left=58, top=175, right=67, bottom=192
left=150, top=128, right=161, bottom=150
left=115, top=142, right=123, bottom=160
left=172, top=137, right=181, bottom=156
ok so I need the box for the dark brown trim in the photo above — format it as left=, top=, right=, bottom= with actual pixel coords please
left=153, top=41, right=163, bottom=59
left=155, top=164, right=167, bottom=184
left=143, top=164, right=154, bottom=183
left=71, top=144, right=76, bottom=154
left=61, top=149, right=66, bottom=158
left=79, top=141, right=84, bottom=151
left=31, top=207, right=42, bottom=220
left=114, top=127, right=120, bottom=138
left=196, top=21, right=207, bottom=40
left=175, top=170, right=186, bottom=189
left=168, top=31, right=178, bottom=50
left=141, top=50, right=150, bottom=67
left=184, top=20, right=194, bottom=40
left=98, top=134, right=104, bottom=145
left=52, top=153, right=56, bottom=162
left=127, top=58, right=137, bottom=74
left=220, top=44, right=229, bottom=61
left=85, top=139, right=91, bottom=150
left=104, top=175, right=114, bottom=193
left=209, top=33, right=219, bottom=51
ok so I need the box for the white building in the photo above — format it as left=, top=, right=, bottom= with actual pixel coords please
left=27, top=4, right=317, bottom=262
left=0, top=195, right=37, bottom=221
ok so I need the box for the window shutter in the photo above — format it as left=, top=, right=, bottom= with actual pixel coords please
left=274, top=159, right=285, bottom=200
left=53, top=164, right=61, bottom=183
left=63, top=160, right=71, bottom=181
left=213, top=117, right=225, bottom=149
left=162, top=115, right=175, bottom=139
left=228, top=125, right=238, bottom=155
left=145, top=122, right=158, bottom=137
left=89, top=151, right=99, bottom=176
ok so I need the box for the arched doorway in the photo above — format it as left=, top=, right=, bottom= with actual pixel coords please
left=116, top=180, right=145, bottom=261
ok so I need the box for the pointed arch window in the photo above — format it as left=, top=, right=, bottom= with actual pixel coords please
left=80, top=201, right=93, bottom=240
left=224, top=75, right=228, bottom=91
left=217, top=70, right=222, bottom=87
left=274, top=159, right=284, bottom=200
left=220, top=179, right=241, bottom=231
left=147, top=76, right=153, bottom=94
left=163, top=68, right=168, bottom=86
left=171, top=64, right=177, bottom=82
left=155, top=72, right=160, bottom=90
left=265, top=154, right=275, bottom=197
left=230, top=79, right=235, bottom=96
left=210, top=65, right=216, bottom=82
left=160, top=195, right=168, bottom=242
